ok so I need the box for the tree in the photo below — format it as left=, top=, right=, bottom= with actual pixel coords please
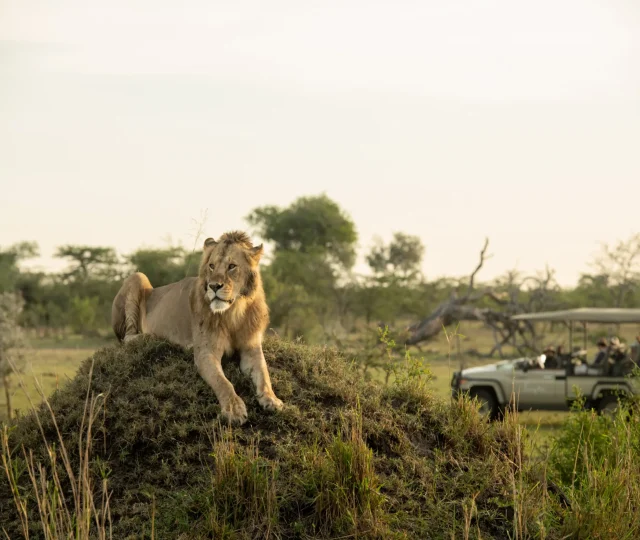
left=54, top=245, right=121, bottom=283
left=261, top=268, right=323, bottom=340
left=583, top=233, right=640, bottom=308
left=571, top=274, right=611, bottom=308
left=68, top=296, right=101, bottom=335
left=405, top=239, right=561, bottom=357
left=0, top=293, right=26, bottom=420
left=366, top=232, right=425, bottom=285
left=0, top=242, right=39, bottom=292
left=246, top=193, right=358, bottom=271
left=246, top=194, right=359, bottom=338
left=128, top=247, right=190, bottom=287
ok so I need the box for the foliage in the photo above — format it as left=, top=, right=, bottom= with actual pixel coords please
left=546, top=397, right=640, bottom=538
left=128, top=245, right=200, bottom=287
left=0, top=293, right=27, bottom=419
left=0, top=294, right=26, bottom=365
left=576, top=233, right=640, bottom=308
left=1, top=363, right=111, bottom=540
left=68, top=296, right=102, bottom=335
left=207, top=427, right=279, bottom=538
left=0, top=242, right=39, bottom=293
left=261, top=268, right=324, bottom=340
left=246, top=193, right=358, bottom=270
left=366, top=231, right=425, bottom=286
left=247, top=194, right=360, bottom=340
left=0, top=197, right=637, bottom=348
left=54, top=245, right=121, bottom=283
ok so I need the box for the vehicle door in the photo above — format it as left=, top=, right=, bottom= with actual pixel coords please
left=510, top=366, right=566, bottom=409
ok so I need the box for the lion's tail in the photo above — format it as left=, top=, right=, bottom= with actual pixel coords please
left=112, top=272, right=153, bottom=342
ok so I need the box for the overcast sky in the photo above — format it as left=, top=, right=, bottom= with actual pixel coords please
left=1, top=0, right=639, bottom=286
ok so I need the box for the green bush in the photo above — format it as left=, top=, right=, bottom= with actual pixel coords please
left=548, top=399, right=640, bottom=538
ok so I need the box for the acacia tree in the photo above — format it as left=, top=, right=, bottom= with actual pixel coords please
left=54, top=245, right=121, bottom=283
left=0, top=293, right=26, bottom=420
left=52, top=246, right=123, bottom=335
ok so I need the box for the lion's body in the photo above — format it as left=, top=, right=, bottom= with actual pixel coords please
left=112, top=274, right=192, bottom=346
left=111, top=231, right=281, bottom=425
left=145, top=278, right=195, bottom=346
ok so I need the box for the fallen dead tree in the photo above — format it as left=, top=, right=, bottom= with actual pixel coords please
left=405, top=239, right=559, bottom=357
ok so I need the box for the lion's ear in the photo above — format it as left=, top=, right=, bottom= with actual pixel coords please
left=203, top=237, right=217, bottom=248
left=250, top=244, right=264, bottom=262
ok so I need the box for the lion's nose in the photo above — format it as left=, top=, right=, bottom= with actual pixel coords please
left=209, top=282, right=223, bottom=292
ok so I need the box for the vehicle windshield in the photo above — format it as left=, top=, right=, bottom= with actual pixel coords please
left=498, top=360, right=523, bottom=371
left=510, top=358, right=534, bottom=371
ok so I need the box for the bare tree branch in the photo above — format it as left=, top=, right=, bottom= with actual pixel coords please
left=405, top=238, right=557, bottom=356
left=463, top=237, right=490, bottom=300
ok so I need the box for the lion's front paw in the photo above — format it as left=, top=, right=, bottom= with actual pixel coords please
left=221, top=395, right=248, bottom=426
left=258, top=392, right=284, bottom=412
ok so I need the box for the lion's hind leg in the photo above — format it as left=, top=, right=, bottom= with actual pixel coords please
left=112, top=272, right=153, bottom=342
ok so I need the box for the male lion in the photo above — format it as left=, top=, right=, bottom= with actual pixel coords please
left=111, top=231, right=283, bottom=425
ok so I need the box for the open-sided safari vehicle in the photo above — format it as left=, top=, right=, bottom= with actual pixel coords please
left=450, top=308, right=640, bottom=419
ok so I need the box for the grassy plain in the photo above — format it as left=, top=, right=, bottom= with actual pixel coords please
left=4, top=320, right=635, bottom=442
left=0, top=334, right=115, bottom=419
left=4, top=326, right=639, bottom=538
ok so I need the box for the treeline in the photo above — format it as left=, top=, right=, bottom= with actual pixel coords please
left=1, top=194, right=639, bottom=341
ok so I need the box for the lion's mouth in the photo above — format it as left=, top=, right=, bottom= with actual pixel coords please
left=212, top=296, right=234, bottom=305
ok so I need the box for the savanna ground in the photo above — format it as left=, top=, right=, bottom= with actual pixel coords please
left=3, top=322, right=640, bottom=538
left=6, top=320, right=632, bottom=453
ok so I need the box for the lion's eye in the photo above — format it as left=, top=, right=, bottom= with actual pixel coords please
left=228, top=263, right=237, bottom=271
left=208, top=263, right=214, bottom=270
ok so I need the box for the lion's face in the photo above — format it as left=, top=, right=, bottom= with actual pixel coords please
left=200, top=235, right=263, bottom=314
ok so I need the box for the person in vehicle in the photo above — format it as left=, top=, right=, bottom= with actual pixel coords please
left=591, top=338, right=609, bottom=368
left=609, top=337, right=626, bottom=361
left=607, top=336, right=637, bottom=376
left=543, top=345, right=560, bottom=369
left=530, top=345, right=555, bottom=369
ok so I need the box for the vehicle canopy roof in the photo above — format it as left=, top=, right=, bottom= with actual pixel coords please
left=512, top=308, right=640, bottom=324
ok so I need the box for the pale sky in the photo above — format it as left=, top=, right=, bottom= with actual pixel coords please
left=1, top=0, right=639, bottom=286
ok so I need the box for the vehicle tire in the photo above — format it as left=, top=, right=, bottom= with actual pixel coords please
left=469, top=388, right=499, bottom=420
left=597, top=394, right=620, bottom=417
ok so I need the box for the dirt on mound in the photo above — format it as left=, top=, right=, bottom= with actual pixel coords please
left=1, top=336, right=534, bottom=539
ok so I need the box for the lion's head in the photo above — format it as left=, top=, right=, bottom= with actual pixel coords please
left=199, top=231, right=264, bottom=314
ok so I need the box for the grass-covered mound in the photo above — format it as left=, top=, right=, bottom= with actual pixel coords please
left=1, top=336, right=543, bottom=539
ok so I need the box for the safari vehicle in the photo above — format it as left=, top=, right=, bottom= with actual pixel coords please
left=450, top=308, right=640, bottom=419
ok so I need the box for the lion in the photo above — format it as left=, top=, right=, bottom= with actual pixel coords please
left=111, top=231, right=283, bottom=425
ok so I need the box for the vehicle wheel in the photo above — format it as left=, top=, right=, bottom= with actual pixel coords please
left=469, top=388, right=499, bottom=420
left=597, top=394, right=620, bottom=417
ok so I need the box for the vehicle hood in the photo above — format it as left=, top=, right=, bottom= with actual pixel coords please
left=461, top=364, right=502, bottom=375
left=460, top=358, right=529, bottom=376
